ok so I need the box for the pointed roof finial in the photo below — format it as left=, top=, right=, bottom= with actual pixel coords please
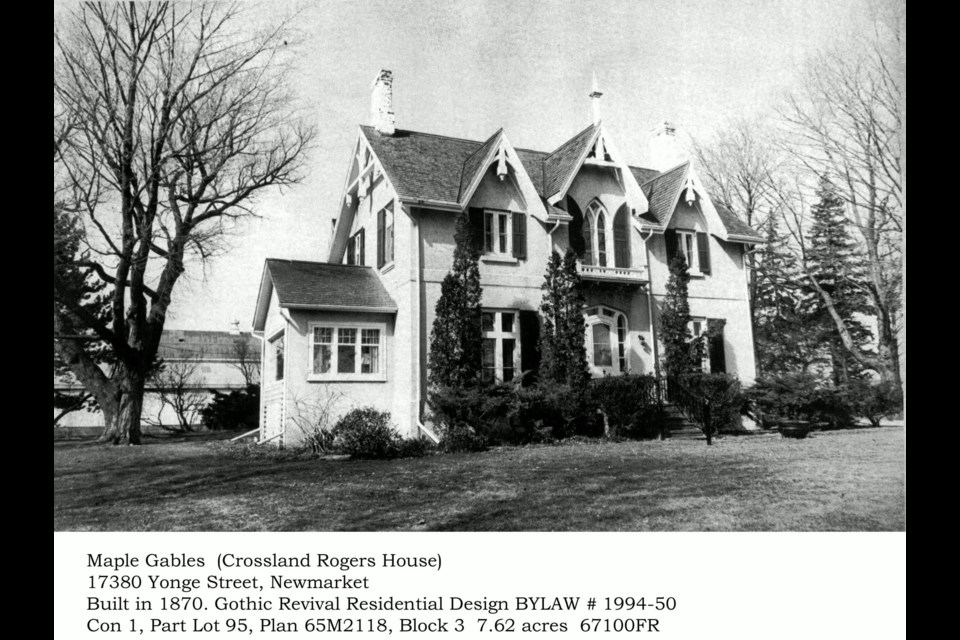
left=589, top=72, right=603, bottom=125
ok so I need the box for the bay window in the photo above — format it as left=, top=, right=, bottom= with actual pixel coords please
left=309, top=323, right=386, bottom=381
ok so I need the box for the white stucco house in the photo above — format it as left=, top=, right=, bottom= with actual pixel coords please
left=252, top=70, right=764, bottom=446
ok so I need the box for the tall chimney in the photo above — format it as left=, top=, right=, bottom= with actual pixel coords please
left=648, top=121, right=686, bottom=171
left=371, top=69, right=396, bottom=135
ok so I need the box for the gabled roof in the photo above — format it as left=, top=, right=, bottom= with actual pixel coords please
left=641, top=161, right=690, bottom=226
left=357, top=123, right=761, bottom=241
left=459, top=129, right=503, bottom=201
left=542, top=123, right=599, bottom=198
left=254, top=260, right=397, bottom=330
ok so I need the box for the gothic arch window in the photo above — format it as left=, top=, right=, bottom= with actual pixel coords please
left=584, top=305, right=630, bottom=375
left=613, top=204, right=631, bottom=268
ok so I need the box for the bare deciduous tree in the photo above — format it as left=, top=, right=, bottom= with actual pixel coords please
left=230, top=334, right=261, bottom=387
left=148, top=356, right=208, bottom=433
left=53, top=2, right=314, bottom=444
left=778, top=25, right=903, bottom=387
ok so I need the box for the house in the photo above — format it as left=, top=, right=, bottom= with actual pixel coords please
left=252, top=70, right=764, bottom=446
left=54, top=327, right=260, bottom=434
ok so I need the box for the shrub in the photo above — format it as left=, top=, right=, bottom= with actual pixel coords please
left=745, top=373, right=854, bottom=429
left=679, top=373, right=744, bottom=433
left=591, top=375, right=664, bottom=439
left=200, top=385, right=260, bottom=431
left=332, top=408, right=402, bottom=459
left=845, top=379, right=903, bottom=427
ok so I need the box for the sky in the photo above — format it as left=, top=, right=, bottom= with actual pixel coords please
left=130, top=0, right=890, bottom=331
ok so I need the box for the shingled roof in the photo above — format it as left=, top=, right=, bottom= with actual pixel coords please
left=640, top=161, right=690, bottom=226
left=714, top=203, right=765, bottom=241
left=361, top=124, right=761, bottom=241
left=264, top=259, right=397, bottom=312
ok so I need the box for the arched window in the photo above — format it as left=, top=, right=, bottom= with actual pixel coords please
left=582, top=213, right=593, bottom=266
left=595, top=209, right=607, bottom=267
left=585, top=200, right=609, bottom=268
left=584, top=306, right=630, bottom=375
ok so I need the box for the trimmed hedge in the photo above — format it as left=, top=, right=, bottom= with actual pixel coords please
left=591, top=375, right=664, bottom=439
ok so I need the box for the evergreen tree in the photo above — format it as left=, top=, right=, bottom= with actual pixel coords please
left=804, top=176, right=873, bottom=383
left=753, top=216, right=818, bottom=375
left=659, top=254, right=703, bottom=375
left=428, top=211, right=483, bottom=388
left=538, top=249, right=590, bottom=387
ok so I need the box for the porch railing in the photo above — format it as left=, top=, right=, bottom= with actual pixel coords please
left=664, top=375, right=716, bottom=445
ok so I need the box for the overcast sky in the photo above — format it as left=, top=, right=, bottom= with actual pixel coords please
left=144, top=0, right=891, bottom=331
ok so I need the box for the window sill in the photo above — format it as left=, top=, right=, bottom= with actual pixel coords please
left=380, top=262, right=396, bottom=274
left=481, top=254, right=519, bottom=264
left=307, top=374, right=387, bottom=383
left=688, top=272, right=707, bottom=279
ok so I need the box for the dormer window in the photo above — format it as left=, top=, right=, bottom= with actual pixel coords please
left=470, top=208, right=527, bottom=261
left=666, top=229, right=711, bottom=275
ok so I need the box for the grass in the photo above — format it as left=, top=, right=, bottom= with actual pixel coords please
left=53, top=426, right=905, bottom=531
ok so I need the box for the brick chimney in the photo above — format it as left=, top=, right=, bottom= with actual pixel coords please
left=649, top=121, right=686, bottom=171
left=371, top=69, right=396, bottom=135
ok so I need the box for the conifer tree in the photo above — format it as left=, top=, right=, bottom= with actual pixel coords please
left=804, top=176, right=873, bottom=383
left=659, top=254, right=703, bottom=375
left=428, top=211, right=483, bottom=388
left=538, top=249, right=590, bottom=387
left=753, top=216, right=818, bottom=374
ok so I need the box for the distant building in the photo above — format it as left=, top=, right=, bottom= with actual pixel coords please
left=54, top=328, right=260, bottom=433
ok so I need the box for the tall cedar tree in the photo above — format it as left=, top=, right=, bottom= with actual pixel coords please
left=428, top=211, right=483, bottom=388
left=659, top=254, right=704, bottom=375
left=804, top=176, right=873, bottom=383
left=538, top=249, right=590, bottom=387
left=753, top=216, right=820, bottom=375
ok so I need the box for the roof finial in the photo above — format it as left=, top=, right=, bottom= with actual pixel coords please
left=589, top=72, right=603, bottom=125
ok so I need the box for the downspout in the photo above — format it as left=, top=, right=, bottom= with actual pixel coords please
left=546, top=218, right=562, bottom=254
left=640, top=227, right=664, bottom=439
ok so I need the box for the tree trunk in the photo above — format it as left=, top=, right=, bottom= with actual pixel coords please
left=98, top=370, right=145, bottom=445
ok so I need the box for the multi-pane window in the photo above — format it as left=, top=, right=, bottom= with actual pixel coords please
left=271, top=334, right=285, bottom=381
left=347, top=229, right=365, bottom=266
left=309, top=324, right=385, bottom=380
left=481, top=310, right=520, bottom=383
left=579, top=200, right=631, bottom=269
left=311, top=327, right=332, bottom=374
left=584, top=306, right=629, bottom=375
left=483, top=211, right=513, bottom=256
left=670, top=230, right=711, bottom=275
left=361, top=329, right=380, bottom=374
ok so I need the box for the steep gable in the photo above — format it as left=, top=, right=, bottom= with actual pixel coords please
left=542, top=124, right=599, bottom=199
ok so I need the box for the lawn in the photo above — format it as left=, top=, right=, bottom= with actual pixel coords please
left=53, top=427, right=905, bottom=531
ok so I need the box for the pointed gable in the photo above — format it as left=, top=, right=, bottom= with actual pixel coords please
left=458, top=129, right=503, bottom=201
left=641, top=161, right=690, bottom=226
left=542, top=123, right=599, bottom=199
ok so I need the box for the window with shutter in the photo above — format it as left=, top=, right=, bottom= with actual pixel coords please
left=708, top=319, right=726, bottom=374
left=346, top=235, right=356, bottom=265
left=665, top=229, right=678, bottom=265
left=469, top=207, right=485, bottom=256
left=567, top=197, right=586, bottom=258
left=518, top=310, right=540, bottom=386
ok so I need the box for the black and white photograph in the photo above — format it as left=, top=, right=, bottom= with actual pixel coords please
left=54, top=0, right=905, bottom=635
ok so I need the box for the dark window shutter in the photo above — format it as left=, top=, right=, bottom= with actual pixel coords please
left=359, top=228, right=366, bottom=266
left=708, top=319, right=726, bottom=374
left=377, top=210, right=385, bottom=268
left=665, top=229, right=677, bottom=266
left=512, top=212, right=527, bottom=260
left=697, top=232, right=711, bottom=275
left=469, top=207, right=484, bottom=256
left=614, top=206, right=630, bottom=268
left=347, top=235, right=355, bottom=265
left=519, top=310, right=541, bottom=386
left=567, top=197, right=585, bottom=258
